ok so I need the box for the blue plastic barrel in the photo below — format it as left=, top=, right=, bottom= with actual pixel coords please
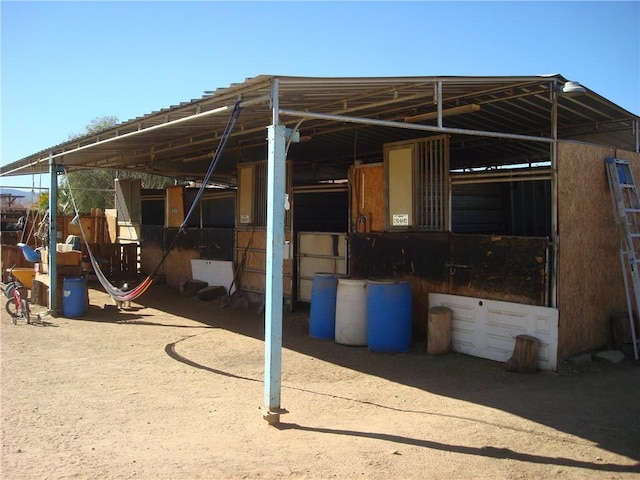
left=366, top=280, right=413, bottom=353
left=62, top=277, right=87, bottom=318
left=309, top=273, right=345, bottom=339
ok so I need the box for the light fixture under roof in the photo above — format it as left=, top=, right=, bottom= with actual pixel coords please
left=561, top=81, right=586, bottom=96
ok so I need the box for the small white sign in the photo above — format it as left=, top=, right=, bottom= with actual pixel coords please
left=392, top=213, right=409, bottom=226
left=240, top=214, right=250, bottom=224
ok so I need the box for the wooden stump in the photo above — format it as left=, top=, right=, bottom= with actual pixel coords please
left=505, top=334, right=540, bottom=373
left=31, top=280, right=45, bottom=306
left=427, top=306, right=452, bottom=355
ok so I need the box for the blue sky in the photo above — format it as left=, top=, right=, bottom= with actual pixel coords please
left=1, top=1, right=639, bottom=189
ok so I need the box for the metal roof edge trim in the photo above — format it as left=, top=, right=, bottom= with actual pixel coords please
left=2, top=74, right=638, bottom=178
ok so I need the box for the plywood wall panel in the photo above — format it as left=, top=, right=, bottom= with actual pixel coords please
left=141, top=244, right=164, bottom=278
left=556, top=142, right=640, bottom=358
left=166, top=186, right=185, bottom=228
left=165, top=249, right=201, bottom=289
left=235, top=229, right=292, bottom=297
left=350, top=164, right=384, bottom=232
left=141, top=245, right=200, bottom=289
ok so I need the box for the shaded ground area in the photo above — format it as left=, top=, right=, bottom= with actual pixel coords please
left=1, top=284, right=639, bottom=479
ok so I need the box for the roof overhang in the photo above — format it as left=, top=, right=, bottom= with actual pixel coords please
left=2, top=74, right=638, bottom=184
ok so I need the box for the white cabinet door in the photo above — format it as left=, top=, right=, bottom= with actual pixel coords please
left=297, top=232, right=347, bottom=302
left=429, top=293, right=558, bottom=370
left=191, top=259, right=236, bottom=295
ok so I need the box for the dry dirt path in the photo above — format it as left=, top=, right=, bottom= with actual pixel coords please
left=1, top=284, right=639, bottom=479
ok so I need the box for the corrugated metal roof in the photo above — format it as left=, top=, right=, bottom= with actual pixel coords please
left=2, top=74, right=638, bottom=184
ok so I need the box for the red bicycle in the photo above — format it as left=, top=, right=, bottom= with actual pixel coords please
left=3, top=266, right=31, bottom=325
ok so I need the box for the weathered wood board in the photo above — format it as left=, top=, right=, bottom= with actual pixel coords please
left=350, top=163, right=384, bottom=232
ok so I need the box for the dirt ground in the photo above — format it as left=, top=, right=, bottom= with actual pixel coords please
left=1, top=283, right=639, bottom=480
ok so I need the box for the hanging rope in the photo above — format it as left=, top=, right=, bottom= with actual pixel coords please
left=35, top=210, right=49, bottom=247
left=61, top=101, right=243, bottom=303
left=62, top=169, right=145, bottom=302
left=20, top=167, right=38, bottom=244
left=148, top=100, right=242, bottom=279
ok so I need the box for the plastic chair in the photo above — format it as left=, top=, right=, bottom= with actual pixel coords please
left=16, top=243, right=42, bottom=263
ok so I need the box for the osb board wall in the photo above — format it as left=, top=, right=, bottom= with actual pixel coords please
left=164, top=249, right=201, bottom=289
left=166, top=186, right=185, bottom=228
left=350, top=163, right=384, bottom=232
left=140, top=243, right=199, bottom=289
left=140, top=244, right=164, bottom=278
left=236, top=229, right=292, bottom=297
left=139, top=226, right=235, bottom=292
left=557, top=142, right=640, bottom=358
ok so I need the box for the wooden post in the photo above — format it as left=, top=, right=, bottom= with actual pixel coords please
left=427, top=306, right=452, bottom=355
left=505, top=334, right=540, bottom=373
left=31, top=279, right=45, bottom=306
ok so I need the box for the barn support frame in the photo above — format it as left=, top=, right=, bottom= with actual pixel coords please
left=48, top=156, right=63, bottom=314
left=263, top=79, right=288, bottom=425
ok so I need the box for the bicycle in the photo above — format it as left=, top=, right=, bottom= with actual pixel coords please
left=3, top=266, right=32, bottom=325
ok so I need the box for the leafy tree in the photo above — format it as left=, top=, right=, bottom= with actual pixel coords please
left=70, top=116, right=120, bottom=138
left=61, top=116, right=174, bottom=214
left=61, top=169, right=116, bottom=214
left=37, top=191, right=67, bottom=215
left=37, top=192, right=53, bottom=213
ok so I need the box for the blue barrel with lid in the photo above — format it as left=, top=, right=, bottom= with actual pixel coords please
left=366, top=280, right=413, bottom=353
left=62, top=277, right=87, bottom=318
left=309, top=273, right=347, bottom=339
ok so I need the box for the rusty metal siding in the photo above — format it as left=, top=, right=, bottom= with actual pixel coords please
left=350, top=231, right=547, bottom=305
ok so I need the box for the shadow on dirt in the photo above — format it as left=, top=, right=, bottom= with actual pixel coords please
left=275, top=422, right=637, bottom=474
left=56, top=302, right=215, bottom=329
left=92, top=284, right=640, bottom=463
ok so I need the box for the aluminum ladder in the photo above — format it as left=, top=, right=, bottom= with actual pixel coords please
left=605, top=158, right=640, bottom=360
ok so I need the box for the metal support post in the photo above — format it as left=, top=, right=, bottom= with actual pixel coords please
left=263, top=123, right=287, bottom=425
left=262, top=77, right=287, bottom=425
left=550, top=91, right=559, bottom=308
left=48, top=156, right=61, bottom=314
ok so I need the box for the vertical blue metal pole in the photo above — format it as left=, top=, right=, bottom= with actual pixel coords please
left=48, top=155, right=59, bottom=313
left=263, top=79, right=287, bottom=424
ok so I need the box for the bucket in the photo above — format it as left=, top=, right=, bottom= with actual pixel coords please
left=335, top=278, right=368, bottom=346
left=62, top=277, right=87, bottom=318
left=366, top=280, right=412, bottom=353
left=309, top=273, right=346, bottom=339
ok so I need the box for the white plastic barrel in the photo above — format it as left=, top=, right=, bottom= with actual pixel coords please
left=335, top=278, right=368, bottom=346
